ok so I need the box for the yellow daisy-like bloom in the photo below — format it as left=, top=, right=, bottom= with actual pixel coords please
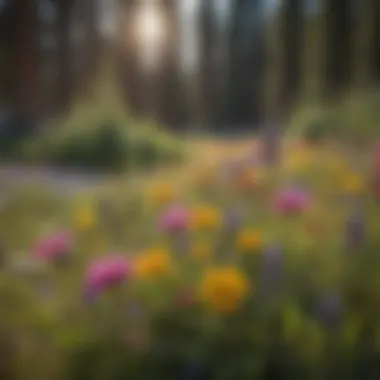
left=343, top=173, right=365, bottom=194
left=134, top=248, right=173, bottom=279
left=73, top=205, right=97, bottom=230
left=191, top=205, right=222, bottom=230
left=190, top=242, right=213, bottom=263
left=200, top=266, right=250, bottom=314
left=236, top=229, right=263, bottom=253
left=149, top=182, right=177, bottom=205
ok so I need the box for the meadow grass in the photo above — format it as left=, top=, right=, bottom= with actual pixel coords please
left=1, top=139, right=380, bottom=379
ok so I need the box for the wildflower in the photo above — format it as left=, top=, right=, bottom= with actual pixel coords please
left=33, top=231, right=73, bottom=264
left=85, top=255, right=133, bottom=295
left=274, top=186, right=311, bottom=215
left=190, top=242, right=213, bottom=263
left=191, top=205, right=222, bottom=230
left=200, top=266, right=250, bottom=314
left=135, top=248, right=173, bottom=279
left=315, top=291, right=342, bottom=330
left=236, top=229, right=263, bottom=253
left=74, top=205, right=97, bottom=230
left=149, top=182, right=177, bottom=205
left=159, top=205, right=190, bottom=233
left=343, top=173, right=365, bottom=195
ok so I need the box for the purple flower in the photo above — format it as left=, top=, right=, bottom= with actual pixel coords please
left=85, top=255, right=133, bottom=295
left=158, top=205, right=190, bottom=234
left=33, top=230, right=73, bottom=263
left=274, top=187, right=311, bottom=215
left=316, top=291, right=342, bottom=330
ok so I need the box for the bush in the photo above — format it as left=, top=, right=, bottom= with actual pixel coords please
left=0, top=114, right=36, bottom=159
left=14, top=116, right=184, bottom=172
left=1, top=55, right=185, bottom=171
left=287, top=91, right=380, bottom=145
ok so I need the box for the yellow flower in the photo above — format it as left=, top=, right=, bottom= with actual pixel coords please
left=149, top=182, right=177, bottom=205
left=285, top=148, right=313, bottom=172
left=236, top=229, right=263, bottom=253
left=343, top=173, right=365, bottom=194
left=190, top=242, right=213, bottom=263
left=135, top=248, right=173, bottom=279
left=200, top=266, right=250, bottom=314
left=191, top=205, right=222, bottom=230
left=74, top=206, right=97, bottom=230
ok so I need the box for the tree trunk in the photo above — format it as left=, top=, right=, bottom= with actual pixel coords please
left=324, top=0, right=352, bottom=97
left=352, top=0, right=374, bottom=88
left=199, top=0, right=215, bottom=129
left=56, top=0, right=73, bottom=111
left=12, top=0, right=41, bottom=123
left=156, top=0, right=186, bottom=129
left=280, top=0, right=304, bottom=116
left=371, top=0, right=380, bottom=82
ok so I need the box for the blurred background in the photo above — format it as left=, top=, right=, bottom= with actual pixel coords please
left=1, top=0, right=379, bottom=133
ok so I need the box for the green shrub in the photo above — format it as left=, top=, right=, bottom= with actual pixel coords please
left=16, top=115, right=184, bottom=172
left=287, top=104, right=342, bottom=143
left=2, top=56, right=185, bottom=171
left=287, top=91, right=380, bottom=144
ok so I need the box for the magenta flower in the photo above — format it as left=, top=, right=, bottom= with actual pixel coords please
left=33, top=231, right=73, bottom=262
left=158, top=205, right=190, bottom=233
left=85, top=255, right=133, bottom=294
left=274, top=187, right=311, bottom=214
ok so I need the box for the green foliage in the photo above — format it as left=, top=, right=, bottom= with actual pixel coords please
left=3, top=52, right=185, bottom=171
left=2, top=142, right=380, bottom=379
left=288, top=92, right=380, bottom=144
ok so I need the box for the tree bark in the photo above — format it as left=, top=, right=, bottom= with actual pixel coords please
left=280, top=0, right=304, bottom=115
left=371, top=0, right=380, bottom=82
left=56, top=0, right=73, bottom=111
left=324, top=0, right=352, bottom=97
left=199, top=0, right=215, bottom=129
left=12, top=0, right=41, bottom=123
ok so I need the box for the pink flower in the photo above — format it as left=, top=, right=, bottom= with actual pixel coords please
left=274, top=187, right=311, bottom=214
left=158, top=205, right=190, bottom=233
left=34, top=231, right=73, bottom=262
left=85, top=256, right=133, bottom=294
